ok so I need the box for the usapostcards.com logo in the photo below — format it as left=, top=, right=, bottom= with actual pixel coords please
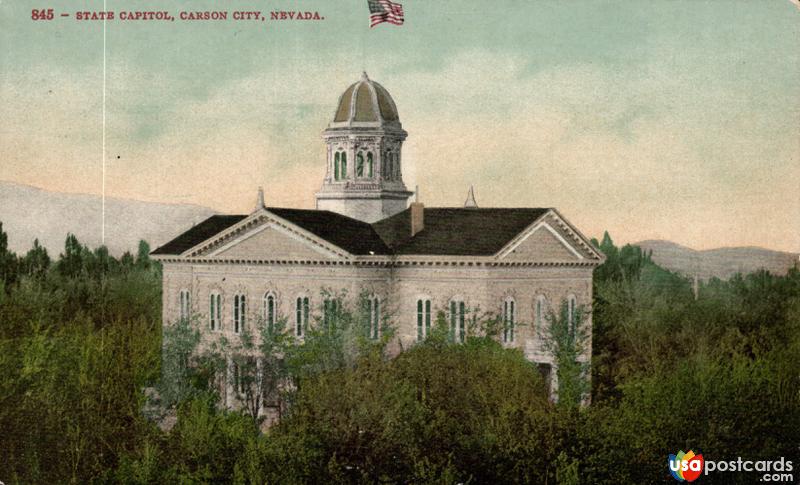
left=669, top=450, right=705, bottom=482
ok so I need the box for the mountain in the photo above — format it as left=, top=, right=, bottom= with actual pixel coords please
left=635, top=239, right=799, bottom=280
left=0, top=181, right=217, bottom=256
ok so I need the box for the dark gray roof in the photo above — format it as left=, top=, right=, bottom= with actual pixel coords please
left=268, top=208, right=391, bottom=255
left=152, top=207, right=552, bottom=257
left=151, top=215, right=247, bottom=255
left=373, top=208, right=550, bottom=256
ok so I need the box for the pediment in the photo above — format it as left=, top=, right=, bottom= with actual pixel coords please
left=185, top=210, right=351, bottom=260
left=497, top=210, right=603, bottom=263
left=212, top=223, right=338, bottom=260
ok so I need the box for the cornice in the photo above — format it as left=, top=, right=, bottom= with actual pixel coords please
left=152, top=256, right=602, bottom=268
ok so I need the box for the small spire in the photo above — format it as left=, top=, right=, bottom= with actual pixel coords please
left=415, top=185, right=420, bottom=203
left=255, top=186, right=265, bottom=211
left=361, top=71, right=369, bottom=81
left=464, top=185, right=478, bottom=208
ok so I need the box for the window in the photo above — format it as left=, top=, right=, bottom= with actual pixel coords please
left=334, top=152, right=341, bottom=180
left=179, top=289, right=190, bottom=321
left=416, top=298, right=431, bottom=341
left=263, top=292, right=276, bottom=333
left=503, top=298, right=515, bottom=343
left=367, top=296, right=380, bottom=339
left=567, top=295, right=577, bottom=337
left=449, top=300, right=466, bottom=343
left=341, top=152, right=347, bottom=178
left=356, top=152, right=364, bottom=177
left=295, top=296, right=309, bottom=337
left=535, top=295, right=546, bottom=333
left=323, top=298, right=341, bottom=331
left=367, top=152, right=374, bottom=177
left=210, top=292, right=221, bottom=331
left=233, top=294, right=246, bottom=334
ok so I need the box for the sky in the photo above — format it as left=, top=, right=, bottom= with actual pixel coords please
left=1, top=0, right=798, bottom=252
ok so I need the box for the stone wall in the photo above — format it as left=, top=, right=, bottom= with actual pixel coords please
left=162, top=261, right=594, bottom=367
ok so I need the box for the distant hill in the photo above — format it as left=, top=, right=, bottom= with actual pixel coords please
left=0, top=181, right=217, bottom=256
left=635, top=239, right=799, bottom=280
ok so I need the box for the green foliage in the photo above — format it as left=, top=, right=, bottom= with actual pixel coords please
left=153, top=317, right=203, bottom=413
left=271, top=338, right=554, bottom=483
left=0, top=226, right=798, bottom=483
left=541, top=299, right=590, bottom=408
left=286, top=288, right=394, bottom=383
left=0, top=221, right=19, bottom=286
left=0, top=231, right=163, bottom=483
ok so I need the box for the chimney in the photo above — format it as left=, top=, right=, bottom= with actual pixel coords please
left=410, top=202, right=424, bottom=237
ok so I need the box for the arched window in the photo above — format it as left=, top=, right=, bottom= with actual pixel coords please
left=233, top=294, right=246, bottom=334
left=367, top=296, right=380, bottom=339
left=567, top=294, right=577, bottom=337
left=503, top=298, right=515, bottom=343
left=535, top=295, right=546, bottom=333
left=356, top=152, right=364, bottom=177
left=334, top=152, right=340, bottom=181
left=263, top=292, right=276, bottom=333
left=449, top=299, right=466, bottom=343
left=323, top=298, right=341, bottom=331
left=209, top=291, right=221, bottom=331
left=179, top=289, right=190, bottom=321
left=367, top=152, right=374, bottom=178
left=416, top=298, right=431, bottom=341
left=341, top=152, right=347, bottom=178
left=295, top=296, right=309, bottom=337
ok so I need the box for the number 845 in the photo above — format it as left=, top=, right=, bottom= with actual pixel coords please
left=32, top=9, right=54, bottom=20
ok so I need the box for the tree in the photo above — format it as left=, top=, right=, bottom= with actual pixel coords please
left=0, top=221, right=18, bottom=286
left=541, top=299, right=590, bottom=407
left=57, top=233, right=86, bottom=278
left=136, top=240, right=151, bottom=269
left=20, top=239, right=50, bottom=279
left=150, top=317, right=203, bottom=418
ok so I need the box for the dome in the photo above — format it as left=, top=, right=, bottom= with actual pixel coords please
left=332, top=72, right=400, bottom=125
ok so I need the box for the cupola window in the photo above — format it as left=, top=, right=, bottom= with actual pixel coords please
left=367, top=152, right=374, bottom=178
left=356, top=152, right=365, bottom=177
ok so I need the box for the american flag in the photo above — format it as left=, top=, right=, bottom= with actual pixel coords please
left=368, top=0, right=404, bottom=28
